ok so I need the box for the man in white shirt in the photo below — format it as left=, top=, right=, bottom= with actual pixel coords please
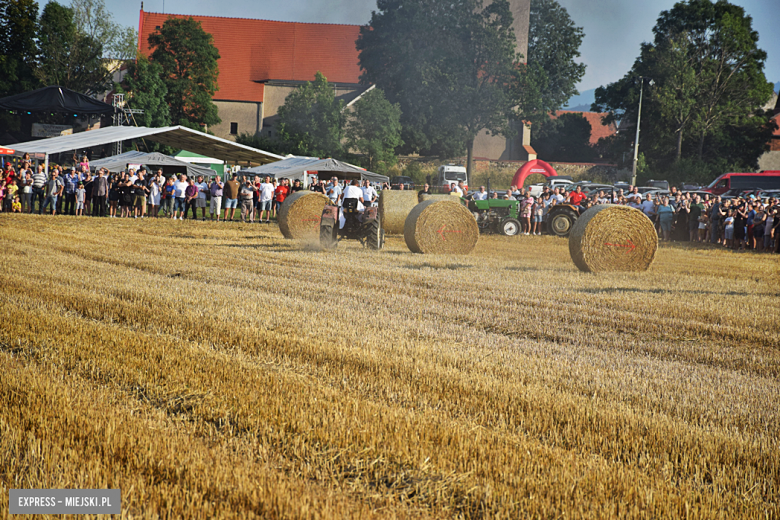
left=128, top=169, right=138, bottom=184
left=550, top=187, right=564, bottom=204
left=451, top=181, right=464, bottom=196
left=473, top=186, right=488, bottom=200
left=327, top=177, right=343, bottom=204
left=361, top=179, right=378, bottom=207
left=173, top=174, right=188, bottom=220
left=195, top=175, right=209, bottom=220
left=259, top=176, right=275, bottom=223
left=640, top=193, right=656, bottom=217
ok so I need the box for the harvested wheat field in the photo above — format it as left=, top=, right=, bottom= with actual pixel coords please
left=0, top=213, right=779, bottom=519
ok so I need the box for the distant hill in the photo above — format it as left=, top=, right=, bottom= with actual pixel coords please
left=563, top=88, right=596, bottom=112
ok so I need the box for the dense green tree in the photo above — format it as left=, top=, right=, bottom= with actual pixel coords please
left=0, top=0, right=40, bottom=97
left=357, top=0, right=520, bottom=183
left=148, top=17, right=220, bottom=129
left=236, top=132, right=292, bottom=157
left=345, top=87, right=403, bottom=171
left=593, top=0, right=773, bottom=172
left=37, top=1, right=109, bottom=94
left=71, top=0, right=137, bottom=61
left=277, top=72, right=346, bottom=158
left=531, top=112, right=597, bottom=163
left=121, top=55, right=169, bottom=128
left=524, top=0, right=586, bottom=123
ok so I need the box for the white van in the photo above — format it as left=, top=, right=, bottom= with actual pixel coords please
left=436, top=164, right=468, bottom=189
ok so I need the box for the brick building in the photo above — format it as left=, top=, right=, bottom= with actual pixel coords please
left=137, top=1, right=534, bottom=161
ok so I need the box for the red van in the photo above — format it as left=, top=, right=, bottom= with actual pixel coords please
left=704, top=171, right=780, bottom=195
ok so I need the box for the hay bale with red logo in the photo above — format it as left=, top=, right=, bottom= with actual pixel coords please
left=568, top=205, right=658, bottom=273
left=404, top=199, right=479, bottom=255
left=278, top=191, right=330, bottom=240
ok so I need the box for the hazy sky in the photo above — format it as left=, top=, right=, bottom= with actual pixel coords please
left=86, top=0, right=779, bottom=92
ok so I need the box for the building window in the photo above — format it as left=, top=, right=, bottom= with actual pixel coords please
left=230, top=122, right=238, bottom=135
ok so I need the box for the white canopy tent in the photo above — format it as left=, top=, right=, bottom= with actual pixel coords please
left=89, top=151, right=216, bottom=178
left=241, top=157, right=389, bottom=187
left=6, top=125, right=283, bottom=174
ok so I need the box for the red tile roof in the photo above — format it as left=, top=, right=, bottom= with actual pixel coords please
left=138, top=11, right=363, bottom=104
left=550, top=111, right=618, bottom=146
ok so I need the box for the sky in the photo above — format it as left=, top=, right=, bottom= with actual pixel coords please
left=78, top=0, right=780, bottom=93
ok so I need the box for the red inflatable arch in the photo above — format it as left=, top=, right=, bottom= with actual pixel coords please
left=511, top=159, right=558, bottom=189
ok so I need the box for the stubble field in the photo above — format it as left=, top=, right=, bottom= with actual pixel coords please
left=0, top=214, right=778, bottom=518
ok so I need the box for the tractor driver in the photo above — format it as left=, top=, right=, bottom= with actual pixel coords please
left=342, top=179, right=365, bottom=211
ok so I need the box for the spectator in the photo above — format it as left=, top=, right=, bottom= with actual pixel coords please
left=63, top=169, right=79, bottom=215
left=733, top=201, right=747, bottom=250
left=194, top=175, right=209, bottom=220
left=223, top=174, right=240, bottom=221
left=520, top=194, right=533, bottom=235
left=83, top=172, right=93, bottom=216
left=42, top=169, right=63, bottom=215
left=689, top=195, right=705, bottom=242
left=327, top=177, right=342, bottom=205
left=418, top=183, right=431, bottom=197
left=473, top=186, right=488, bottom=201
left=239, top=176, right=255, bottom=223
left=75, top=182, right=86, bottom=216
left=161, top=176, right=175, bottom=217
left=710, top=196, right=724, bottom=244
left=290, top=179, right=303, bottom=193
left=764, top=207, right=775, bottom=252
left=724, top=209, right=735, bottom=249
left=20, top=172, right=32, bottom=213
left=3, top=178, right=17, bottom=212
left=641, top=193, right=656, bottom=219
left=312, top=179, right=326, bottom=193
left=209, top=177, right=224, bottom=221
left=108, top=174, right=120, bottom=218
left=148, top=170, right=163, bottom=218
left=133, top=178, right=149, bottom=218
left=173, top=174, right=188, bottom=220
left=275, top=178, right=290, bottom=215
left=259, top=176, right=274, bottom=223
left=532, top=196, right=543, bottom=235
left=567, top=185, right=586, bottom=209
left=184, top=177, right=199, bottom=220
left=91, top=169, right=108, bottom=217
left=12, top=194, right=21, bottom=213
left=657, top=197, right=674, bottom=241
left=361, top=179, right=378, bottom=207
left=753, top=204, right=766, bottom=252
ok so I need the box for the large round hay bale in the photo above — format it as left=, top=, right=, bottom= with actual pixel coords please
left=379, top=190, right=419, bottom=234
left=418, top=193, right=461, bottom=203
left=278, top=191, right=330, bottom=240
left=568, top=205, right=658, bottom=273
left=404, top=199, right=479, bottom=255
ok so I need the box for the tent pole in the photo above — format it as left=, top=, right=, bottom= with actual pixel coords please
left=44, top=154, right=49, bottom=176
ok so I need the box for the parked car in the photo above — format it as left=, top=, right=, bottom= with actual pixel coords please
left=646, top=179, right=670, bottom=190
left=390, top=176, right=414, bottom=190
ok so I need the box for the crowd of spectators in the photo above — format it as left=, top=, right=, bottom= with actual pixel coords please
left=463, top=182, right=779, bottom=253
left=2, top=158, right=777, bottom=253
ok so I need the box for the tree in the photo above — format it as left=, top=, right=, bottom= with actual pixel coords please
left=593, top=0, right=773, bottom=171
left=531, top=112, right=597, bottom=162
left=345, top=87, right=403, bottom=171
left=0, top=0, right=40, bottom=97
left=148, top=17, right=220, bottom=129
left=357, top=0, right=521, bottom=183
left=277, top=72, right=346, bottom=158
left=71, top=0, right=137, bottom=61
left=37, top=1, right=109, bottom=94
left=121, top=56, right=169, bottom=128
left=525, top=0, right=586, bottom=123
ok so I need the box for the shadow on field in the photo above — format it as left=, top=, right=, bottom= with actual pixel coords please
left=580, top=287, right=749, bottom=296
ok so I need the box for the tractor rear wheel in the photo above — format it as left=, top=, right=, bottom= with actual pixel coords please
left=548, top=209, right=577, bottom=237
left=500, top=218, right=521, bottom=236
left=365, top=219, right=384, bottom=250
left=320, top=220, right=338, bottom=250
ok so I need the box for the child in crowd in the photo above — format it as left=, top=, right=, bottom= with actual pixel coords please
left=4, top=178, right=17, bottom=213
left=532, top=197, right=544, bottom=235
left=698, top=213, right=708, bottom=242
left=76, top=182, right=86, bottom=216
left=521, top=195, right=534, bottom=235
left=12, top=194, right=21, bottom=213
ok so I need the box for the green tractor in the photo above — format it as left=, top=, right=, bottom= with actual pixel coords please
left=467, top=199, right=523, bottom=236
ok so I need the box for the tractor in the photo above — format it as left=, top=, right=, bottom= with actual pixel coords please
left=467, top=198, right=522, bottom=236
left=320, top=198, right=385, bottom=250
left=547, top=203, right=581, bottom=237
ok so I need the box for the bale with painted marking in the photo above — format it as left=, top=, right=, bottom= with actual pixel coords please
left=418, top=193, right=462, bottom=203
left=379, top=190, right=419, bottom=235
left=404, top=199, right=479, bottom=255
left=278, top=191, right=331, bottom=240
left=568, top=205, right=658, bottom=273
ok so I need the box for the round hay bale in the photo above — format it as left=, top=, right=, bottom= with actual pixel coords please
left=404, top=200, right=479, bottom=255
left=379, top=190, right=419, bottom=235
left=418, top=193, right=462, bottom=203
left=568, top=205, right=658, bottom=273
left=278, top=191, right=331, bottom=240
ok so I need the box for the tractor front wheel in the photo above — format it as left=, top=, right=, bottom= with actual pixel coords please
left=548, top=209, right=577, bottom=237
left=365, top=219, right=384, bottom=250
left=500, top=218, right=521, bottom=236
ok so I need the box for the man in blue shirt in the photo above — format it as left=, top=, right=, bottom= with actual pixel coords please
left=63, top=169, right=79, bottom=215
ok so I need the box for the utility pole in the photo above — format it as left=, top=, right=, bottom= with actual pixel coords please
left=631, top=76, right=652, bottom=187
